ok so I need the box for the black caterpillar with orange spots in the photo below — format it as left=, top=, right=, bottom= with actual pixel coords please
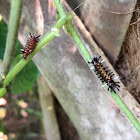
left=88, top=56, right=120, bottom=93
left=21, top=33, right=41, bottom=59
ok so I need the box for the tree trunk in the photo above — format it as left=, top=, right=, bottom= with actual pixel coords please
left=0, top=0, right=140, bottom=139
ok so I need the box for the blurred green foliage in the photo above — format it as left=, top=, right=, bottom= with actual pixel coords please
left=11, top=55, right=40, bottom=94
left=0, top=16, right=42, bottom=139
left=0, top=120, right=6, bottom=134
left=0, top=19, right=7, bottom=60
left=0, top=17, right=40, bottom=94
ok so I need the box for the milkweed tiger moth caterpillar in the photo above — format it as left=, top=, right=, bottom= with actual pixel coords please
left=88, top=56, right=120, bottom=93
left=21, top=33, right=41, bottom=59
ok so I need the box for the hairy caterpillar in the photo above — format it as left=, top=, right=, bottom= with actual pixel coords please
left=88, top=56, right=120, bottom=93
left=21, top=33, right=41, bottom=59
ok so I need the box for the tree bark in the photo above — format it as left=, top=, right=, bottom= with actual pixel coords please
left=37, top=76, right=61, bottom=140
left=0, top=0, right=140, bottom=139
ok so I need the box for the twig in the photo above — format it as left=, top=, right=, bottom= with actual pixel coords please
left=130, top=18, right=140, bottom=25
left=54, top=0, right=91, bottom=62
left=100, top=8, right=138, bottom=15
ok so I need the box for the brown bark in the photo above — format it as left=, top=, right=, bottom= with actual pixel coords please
left=0, top=0, right=140, bottom=139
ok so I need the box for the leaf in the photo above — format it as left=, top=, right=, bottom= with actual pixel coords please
left=0, top=18, right=22, bottom=60
left=0, top=17, right=39, bottom=94
left=11, top=55, right=40, bottom=94
left=15, top=40, right=23, bottom=57
left=0, top=19, right=8, bottom=60
left=0, top=120, right=6, bottom=134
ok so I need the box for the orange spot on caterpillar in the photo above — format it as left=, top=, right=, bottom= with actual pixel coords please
left=88, top=56, right=120, bottom=93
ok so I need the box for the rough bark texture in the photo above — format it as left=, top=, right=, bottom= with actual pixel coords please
left=67, top=0, right=137, bottom=65
left=0, top=0, right=140, bottom=139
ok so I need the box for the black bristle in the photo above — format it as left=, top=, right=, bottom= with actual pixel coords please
left=89, top=56, right=120, bottom=93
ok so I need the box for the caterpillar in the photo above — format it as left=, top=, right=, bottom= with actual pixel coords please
left=21, top=33, right=41, bottom=59
left=88, top=56, right=120, bottom=93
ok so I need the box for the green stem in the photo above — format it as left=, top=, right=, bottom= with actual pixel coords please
left=54, top=0, right=91, bottom=62
left=54, top=0, right=140, bottom=134
left=68, top=18, right=140, bottom=134
left=0, top=0, right=23, bottom=84
left=3, top=17, right=67, bottom=88
left=112, top=93, right=140, bottom=133
left=54, top=0, right=66, bottom=17
left=66, top=22, right=91, bottom=62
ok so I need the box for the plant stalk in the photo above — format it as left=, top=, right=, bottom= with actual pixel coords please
left=0, top=0, right=23, bottom=85
left=54, top=0, right=140, bottom=134
left=3, top=17, right=67, bottom=88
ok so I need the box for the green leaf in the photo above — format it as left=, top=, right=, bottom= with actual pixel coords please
left=0, top=19, right=8, bottom=60
left=0, top=120, right=6, bottom=134
left=15, top=40, right=22, bottom=57
left=11, top=55, right=40, bottom=94
left=0, top=18, right=22, bottom=60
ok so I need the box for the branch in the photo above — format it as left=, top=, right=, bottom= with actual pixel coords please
left=0, top=16, right=69, bottom=98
